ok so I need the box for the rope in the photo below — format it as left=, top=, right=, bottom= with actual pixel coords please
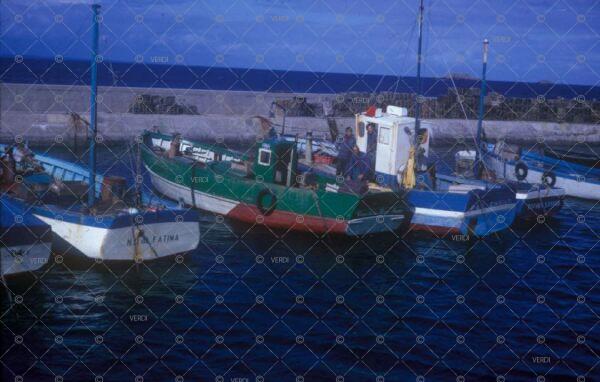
left=129, top=213, right=160, bottom=262
left=434, top=21, right=491, bottom=176
left=190, top=163, right=197, bottom=208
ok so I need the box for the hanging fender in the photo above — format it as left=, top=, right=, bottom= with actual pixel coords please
left=257, top=188, right=277, bottom=216
left=514, top=161, right=528, bottom=181
left=542, top=171, right=556, bottom=187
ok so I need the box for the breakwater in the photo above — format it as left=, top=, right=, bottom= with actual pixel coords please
left=1, top=83, right=598, bottom=145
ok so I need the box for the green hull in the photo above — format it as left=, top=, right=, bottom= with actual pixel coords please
left=142, top=131, right=409, bottom=235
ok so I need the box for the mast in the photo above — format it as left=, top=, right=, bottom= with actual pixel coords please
left=88, top=4, right=100, bottom=208
left=474, top=39, right=489, bottom=178
left=414, top=0, right=424, bottom=146
left=402, top=0, right=425, bottom=189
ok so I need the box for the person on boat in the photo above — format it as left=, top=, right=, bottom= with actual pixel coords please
left=336, top=127, right=356, bottom=176
left=0, top=146, right=17, bottom=185
left=12, top=142, right=41, bottom=173
left=366, top=123, right=378, bottom=179
left=167, top=134, right=182, bottom=158
left=268, top=126, right=278, bottom=139
left=344, top=145, right=371, bottom=194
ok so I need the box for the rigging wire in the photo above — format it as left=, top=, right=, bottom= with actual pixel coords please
left=391, top=10, right=418, bottom=96
left=427, top=10, right=489, bottom=173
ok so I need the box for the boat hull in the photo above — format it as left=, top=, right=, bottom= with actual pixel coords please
left=1, top=196, right=52, bottom=276
left=147, top=165, right=405, bottom=236
left=485, top=152, right=600, bottom=200
left=406, top=188, right=517, bottom=238
left=1, top=241, right=51, bottom=276
left=33, top=208, right=200, bottom=261
left=515, top=187, right=564, bottom=219
left=435, top=173, right=564, bottom=221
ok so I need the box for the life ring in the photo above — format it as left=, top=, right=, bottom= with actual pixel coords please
left=257, top=188, right=277, bottom=216
left=542, top=171, right=556, bottom=187
left=515, top=161, right=528, bottom=181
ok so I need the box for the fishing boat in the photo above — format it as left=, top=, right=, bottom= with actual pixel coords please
left=0, top=5, right=200, bottom=261
left=291, top=1, right=518, bottom=238
left=474, top=44, right=598, bottom=201
left=483, top=143, right=600, bottom=200
left=141, top=130, right=411, bottom=236
left=352, top=106, right=518, bottom=237
left=451, top=39, right=565, bottom=219
left=1, top=195, right=52, bottom=277
left=0, top=144, right=201, bottom=261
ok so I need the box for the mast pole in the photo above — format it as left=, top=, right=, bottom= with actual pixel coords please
left=401, top=0, right=425, bottom=189
left=414, top=0, right=424, bottom=146
left=475, top=39, right=489, bottom=178
left=88, top=4, right=100, bottom=208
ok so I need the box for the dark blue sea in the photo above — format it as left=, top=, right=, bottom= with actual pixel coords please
left=1, top=144, right=599, bottom=381
left=2, top=56, right=600, bottom=100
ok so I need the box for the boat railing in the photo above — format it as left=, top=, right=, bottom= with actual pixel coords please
left=522, top=151, right=600, bottom=178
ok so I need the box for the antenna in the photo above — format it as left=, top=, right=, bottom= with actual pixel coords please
left=88, top=4, right=100, bottom=208
left=475, top=39, right=489, bottom=178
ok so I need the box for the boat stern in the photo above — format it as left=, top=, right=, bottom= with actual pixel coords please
left=102, top=208, right=201, bottom=261
left=515, top=184, right=565, bottom=219
left=346, top=191, right=411, bottom=236
left=462, top=184, right=518, bottom=236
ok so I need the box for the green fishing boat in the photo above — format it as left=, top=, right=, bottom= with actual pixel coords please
left=141, top=130, right=410, bottom=236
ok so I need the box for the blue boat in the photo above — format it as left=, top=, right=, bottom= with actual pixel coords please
left=1, top=195, right=52, bottom=277
left=437, top=172, right=564, bottom=221
left=350, top=106, right=517, bottom=237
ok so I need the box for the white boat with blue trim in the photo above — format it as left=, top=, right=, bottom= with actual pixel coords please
left=1, top=146, right=200, bottom=261
left=0, top=4, right=199, bottom=262
left=483, top=142, right=600, bottom=200
left=352, top=105, right=518, bottom=237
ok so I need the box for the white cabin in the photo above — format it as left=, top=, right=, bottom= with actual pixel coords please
left=355, top=105, right=431, bottom=184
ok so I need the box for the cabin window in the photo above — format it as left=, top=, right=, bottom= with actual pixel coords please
left=378, top=126, right=390, bottom=145
left=258, top=149, right=271, bottom=166
left=357, top=122, right=365, bottom=137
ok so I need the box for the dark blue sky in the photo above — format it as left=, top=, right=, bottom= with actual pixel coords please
left=1, top=0, right=599, bottom=86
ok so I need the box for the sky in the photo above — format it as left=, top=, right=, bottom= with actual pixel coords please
left=1, top=0, right=599, bottom=86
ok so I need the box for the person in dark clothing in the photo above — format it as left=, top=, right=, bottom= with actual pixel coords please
left=366, top=123, right=378, bottom=179
left=346, top=146, right=371, bottom=182
left=343, top=145, right=371, bottom=194
left=336, top=127, right=356, bottom=176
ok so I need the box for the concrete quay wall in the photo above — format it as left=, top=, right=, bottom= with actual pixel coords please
left=1, top=83, right=598, bottom=145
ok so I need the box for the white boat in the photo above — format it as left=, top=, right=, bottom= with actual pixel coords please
left=1, top=195, right=52, bottom=276
left=484, top=142, right=600, bottom=200
left=449, top=39, right=566, bottom=214
left=0, top=4, right=201, bottom=262
left=0, top=148, right=201, bottom=261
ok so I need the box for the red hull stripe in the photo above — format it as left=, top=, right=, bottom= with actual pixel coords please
left=227, top=203, right=348, bottom=235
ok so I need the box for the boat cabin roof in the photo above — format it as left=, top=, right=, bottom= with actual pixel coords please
left=358, top=106, right=428, bottom=129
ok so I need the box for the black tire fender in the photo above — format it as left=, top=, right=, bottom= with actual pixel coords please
left=515, top=161, right=528, bottom=181
left=257, top=188, right=277, bottom=216
left=542, top=171, right=556, bottom=187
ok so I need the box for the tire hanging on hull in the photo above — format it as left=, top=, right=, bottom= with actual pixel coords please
left=515, top=161, right=528, bottom=181
left=256, top=188, right=277, bottom=216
